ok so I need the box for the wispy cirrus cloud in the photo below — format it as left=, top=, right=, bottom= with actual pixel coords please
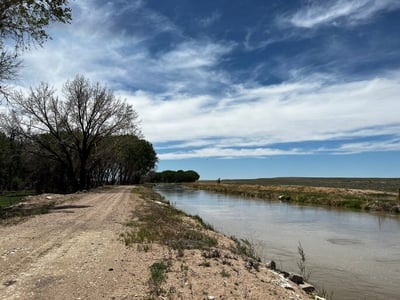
left=198, top=11, right=221, bottom=27
left=18, top=1, right=234, bottom=95
left=332, top=139, right=400, bottom=154
left=158, top=147, right=309, bottom=160
left=289, top=0, right=400, bottom=28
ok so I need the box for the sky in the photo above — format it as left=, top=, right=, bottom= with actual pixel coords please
left=5, top=0, right=400, bottom=179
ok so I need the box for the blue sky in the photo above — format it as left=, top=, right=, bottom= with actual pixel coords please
left=4, top=0, right=400, bottom=179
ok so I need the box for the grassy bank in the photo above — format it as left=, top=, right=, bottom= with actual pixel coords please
left=126, top=186, right=314, bottom=299
left=218, top=177, right=400, bottom=193
left=122, top=186, right=218, bottom=251
left=0, top=191, right=35, bottom=208
left=187, top=181, right=400, bottom=213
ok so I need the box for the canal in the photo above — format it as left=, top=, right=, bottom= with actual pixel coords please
left=155, top=184, right=400, bottom=300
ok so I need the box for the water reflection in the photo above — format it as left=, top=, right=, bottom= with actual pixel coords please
left=156, top=184, right=400, bottom=300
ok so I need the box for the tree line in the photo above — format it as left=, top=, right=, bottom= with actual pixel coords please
left=0, top=76, right=158, bottom=193
left=149, top=170, right=200, bottom=183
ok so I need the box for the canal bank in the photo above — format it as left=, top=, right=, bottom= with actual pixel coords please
left=187, top=182, right=400, bottom=213
left=155, top=184, right=400, bottom=300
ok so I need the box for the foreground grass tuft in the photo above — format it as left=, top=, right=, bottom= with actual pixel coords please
left=231, top=236, right=258, bottom=260
left=148, top=261, right=169, bottom=296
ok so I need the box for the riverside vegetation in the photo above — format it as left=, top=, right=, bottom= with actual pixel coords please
left=187, top=179, right=400, bottom=213
left=122, top=186, right=315, bottom=299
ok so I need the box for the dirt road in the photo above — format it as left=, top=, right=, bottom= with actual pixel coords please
left=0, top=186, right=312, bottom=300
left=0, top=186, right=150, bottom=300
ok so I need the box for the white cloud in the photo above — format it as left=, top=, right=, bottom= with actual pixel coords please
left=198, top=11, right=221, bottom=27
left=330, top=139, right=400, bottom=154
left=159, top=147, right=308, bottom=160
left=121, top=73, right=400, bottom=159
left=290, top=0, right=400, bottom=28
left=16, top=2, right=233, bottom=95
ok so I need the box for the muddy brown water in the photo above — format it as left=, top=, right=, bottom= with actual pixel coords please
left=155, top=184, right=400, bottom=300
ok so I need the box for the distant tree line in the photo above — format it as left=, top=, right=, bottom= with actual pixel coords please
left=149, top=170, right=200, bottom=183
left=0, top=76, right=157, bottom=193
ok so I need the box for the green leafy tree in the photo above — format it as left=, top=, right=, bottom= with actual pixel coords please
left=0, top=0, right=71, bottom=98
left=115, top=135, right=157, bottom=184
left=152, top=170, right=200, bottom=183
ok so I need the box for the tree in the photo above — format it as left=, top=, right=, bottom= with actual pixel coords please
left=152, top=170, right=200, bottom=183
left=0, top=0, right=71, bottom=99
left=89, top=135, right=157, bottom=186
left=115, top=135, right=157, bottom=184
left=10, top=75, right=140, bottom=191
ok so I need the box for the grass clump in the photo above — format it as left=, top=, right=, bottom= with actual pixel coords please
left=199, top=260, right=211, bottom=267
left=149, top=261, right=169, bottom=296
left=297, top=242, right=311, bottom=281
left=191, top=214, right=214, bottom=231
left=125, top=186, right=218, bottom=251
left=231, top=236, right=258, bottom=260
left=220, top=269, right=231, bottom=278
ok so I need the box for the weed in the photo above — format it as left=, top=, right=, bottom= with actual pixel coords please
left=297, top=242, right=311, bottom=281
left=220, top=269, right=231, bottom=278
left=199, top=260, right=211, bottom=267
left=176, top=247, right=184, bottom=257
left=137, top=244, right=151, bottom=252
left=191, top=214, right=214, bottom=231
left=231, top=236, right=258, bottom=260
left=319, top=287, right=334, bottom=300
left=149, top=261, right=169, bottom=296
left=180, top=264, right=189, bottom=272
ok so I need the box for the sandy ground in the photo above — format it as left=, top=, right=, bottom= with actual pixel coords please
left=0, top=186, right=311, bottom=300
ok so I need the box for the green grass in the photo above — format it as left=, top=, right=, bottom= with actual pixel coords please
left=0, top=191, right=53, bottom=223
left=148, top=261, right=169, bottom=296
left=122, top=186, right=217, bottom=251
left=0, top=191, right=35, bottom=208
left=149, top=262, right=168, bottom=285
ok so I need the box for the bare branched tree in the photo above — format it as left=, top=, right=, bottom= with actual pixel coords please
left=11, top=75, right=140, bottom=190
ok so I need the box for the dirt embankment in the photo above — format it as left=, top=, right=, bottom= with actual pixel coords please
left=0, top=186, right=312, bottom=300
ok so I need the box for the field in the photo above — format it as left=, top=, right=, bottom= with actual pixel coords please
left=189, top=177, right=400, bottom=213
left=216, top=177, right=400, bottom=193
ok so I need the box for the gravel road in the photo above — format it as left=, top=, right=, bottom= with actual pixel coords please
left=0, top=186, right=149, bottom=300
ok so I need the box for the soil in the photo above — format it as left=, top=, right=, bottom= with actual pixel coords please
left=0, top=186, right=311, bottom=300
